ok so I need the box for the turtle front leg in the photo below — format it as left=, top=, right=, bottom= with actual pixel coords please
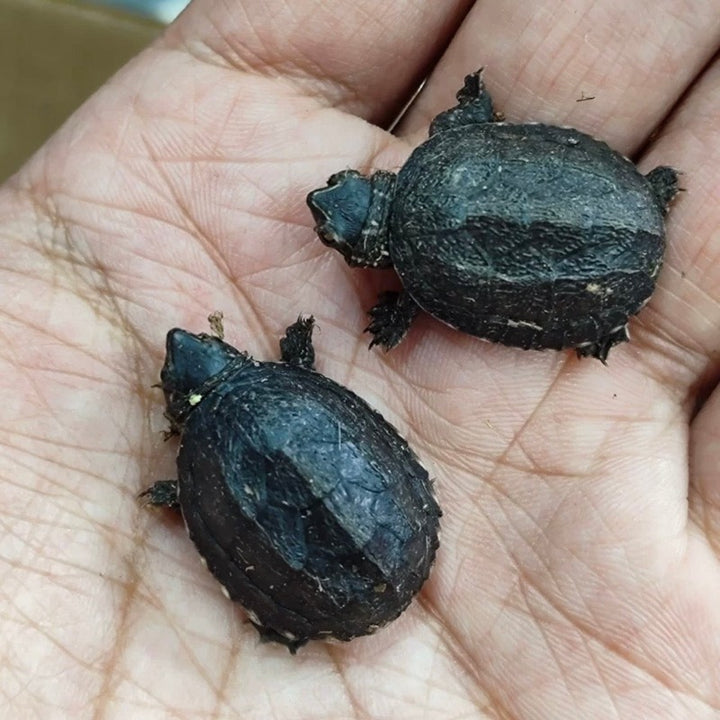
left=367, top=291, right=420, bottom=349
left=139, top=480, right=180, bottom=510
left=280, top=316, right=316, bottom=369
left=430, top=69, right=495, bottom=135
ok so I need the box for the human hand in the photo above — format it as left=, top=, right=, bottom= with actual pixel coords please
left=2, top=1, right=719, bottom=718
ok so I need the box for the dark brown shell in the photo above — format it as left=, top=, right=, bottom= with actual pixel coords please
left=161, top=327, right=440, bottom=650
left=391, top=122, right=669, bottom=354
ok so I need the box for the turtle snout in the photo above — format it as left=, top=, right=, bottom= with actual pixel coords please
left=307, top=185, right=359, bottom=248
left=306, top=186, right=335, bottom=241
left=306, top=171, right=373, bottom=253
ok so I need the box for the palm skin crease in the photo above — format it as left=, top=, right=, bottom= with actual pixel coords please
left=2, top=1, right=720, bottom=718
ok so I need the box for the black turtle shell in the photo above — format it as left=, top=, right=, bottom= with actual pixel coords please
left=391, top=122, right=666, bottom=351
left=173, top=348, right=439, bottom=647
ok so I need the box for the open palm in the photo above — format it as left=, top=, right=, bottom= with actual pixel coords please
left=3, top=1, right=720, bottom=717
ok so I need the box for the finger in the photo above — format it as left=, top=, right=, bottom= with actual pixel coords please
left=387, top=1, right=720, bottom=392
left=690, top=383, right=720, bottom=554
left=624, top=57, right=720, bottom=386
left=163, top=0, right=473, bottom=124
left=669, top=60, right=720, bottom=547
left=397, top=0, right=720, bottom=152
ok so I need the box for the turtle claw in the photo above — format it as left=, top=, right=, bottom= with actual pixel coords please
left=575, top=325, right=630, bottom=363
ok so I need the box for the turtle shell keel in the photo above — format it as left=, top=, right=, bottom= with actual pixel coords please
left=141, top=318, right=440, bottom=652
left=307, top=70, right=679, bottom=360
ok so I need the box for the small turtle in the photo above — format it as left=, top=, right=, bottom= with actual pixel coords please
left=307, top=70, right=679, bottom=361
left=141, top=316, right=440, bottom=652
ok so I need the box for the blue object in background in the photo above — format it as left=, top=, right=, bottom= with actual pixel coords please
left=95, top=0, right=189, bottom=23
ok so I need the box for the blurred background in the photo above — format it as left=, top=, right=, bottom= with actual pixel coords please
left=1, top=0, right=187, bottom=180
left=96, top=0, right=186, bottom=22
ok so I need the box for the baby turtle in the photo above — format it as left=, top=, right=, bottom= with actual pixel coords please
left=307, top=70, right=679, bottom=361
left=141, top=316, right=440, bottom=652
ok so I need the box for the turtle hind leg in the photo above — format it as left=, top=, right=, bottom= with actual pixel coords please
left=280, top=316, right=316, bottom=369
left=249, top=621, right=309, bottom=655
left=430, top=69, right=495, bottom=135
left=575, top=325, right=630, bottom=363
left=138, top=480, right=180, bottom=510
left=646, top=166, right=679, bottom=214
left=366, top=291, right=420, bottom=350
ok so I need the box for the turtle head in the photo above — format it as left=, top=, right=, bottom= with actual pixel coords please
left=307, top=169, right=395, bottom=268
left=161, top=329, right=246, bottom=428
